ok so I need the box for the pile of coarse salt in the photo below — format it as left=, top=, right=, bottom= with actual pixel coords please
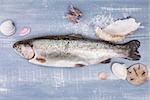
left=64, top=14, right=114, bottom=38
left=89, top=14, right=114, bottom=29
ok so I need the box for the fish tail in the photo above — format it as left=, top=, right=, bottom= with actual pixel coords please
left=124, top=40, right=141, bottom=60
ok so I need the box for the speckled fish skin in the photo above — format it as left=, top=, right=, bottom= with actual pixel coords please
left=13, top=35, right=141, bottom=67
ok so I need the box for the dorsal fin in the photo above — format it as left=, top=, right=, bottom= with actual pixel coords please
left=27, top=34, right=86, bottom=41
left=18, top=34, right=98, bottom=43
left=66, top=34, right=85, bottom=39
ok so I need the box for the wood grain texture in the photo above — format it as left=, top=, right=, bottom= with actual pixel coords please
left=0, top=0, right=149, bottom=100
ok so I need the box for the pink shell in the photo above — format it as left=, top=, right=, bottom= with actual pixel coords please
left=19, top=27, right=31, bottom=36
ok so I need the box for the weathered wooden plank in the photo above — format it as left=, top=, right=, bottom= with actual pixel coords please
left=0, top=0, right=149, bottom=100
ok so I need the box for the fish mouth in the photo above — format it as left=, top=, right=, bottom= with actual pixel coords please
left=13, top=41, right=35, bottom=60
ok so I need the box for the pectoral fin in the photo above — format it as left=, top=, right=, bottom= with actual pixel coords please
left=67, top=34, right=85, bottom=39
left=75, top=64, right=86, bottom=67
left=100, top=58, right=111, bottom=64
left=36, top=56, right=46, bottom=63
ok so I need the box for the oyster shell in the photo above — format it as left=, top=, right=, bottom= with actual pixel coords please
left=95, top=17, right=140, bottom=42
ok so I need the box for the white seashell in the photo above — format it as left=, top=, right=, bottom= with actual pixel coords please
left=0, top=20, right=16, bottom=36
left=103, top=18, right=140, bottom=36
left=111, top=63, right=128, bottom=80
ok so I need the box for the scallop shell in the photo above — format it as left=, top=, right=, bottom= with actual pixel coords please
left=0, top=20, right=16, bottom=36
left=19, top=27, right=31, bottom=36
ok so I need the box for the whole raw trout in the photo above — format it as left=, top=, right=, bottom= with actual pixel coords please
left=13, top=34, right=141, bottom=67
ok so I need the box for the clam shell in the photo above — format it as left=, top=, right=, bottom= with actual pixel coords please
left=111, top=63, right=128, bottom=80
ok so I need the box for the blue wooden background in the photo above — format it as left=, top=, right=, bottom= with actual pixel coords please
left=0, top=0, right=149, bottom=100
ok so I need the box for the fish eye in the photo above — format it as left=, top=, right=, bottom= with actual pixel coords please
left=13, top=43, right=17, bottom=48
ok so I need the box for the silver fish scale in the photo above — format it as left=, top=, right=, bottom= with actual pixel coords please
left=67, top=40, right=118, bottom=51
left=32, top=39, right=67, bottom=51
left=32, top=39, right=118, bottom=52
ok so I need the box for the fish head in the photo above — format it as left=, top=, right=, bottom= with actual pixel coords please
left=13, top=41, right=35, bottom=60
